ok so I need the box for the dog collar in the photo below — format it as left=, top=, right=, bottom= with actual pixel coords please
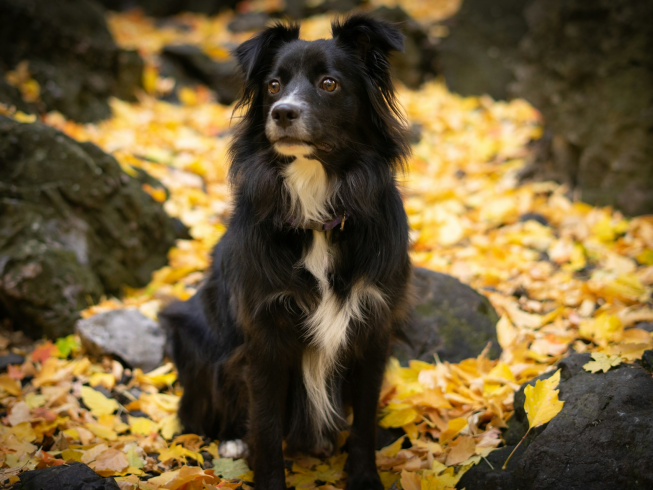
left=289, top=211, right=349, bottom=232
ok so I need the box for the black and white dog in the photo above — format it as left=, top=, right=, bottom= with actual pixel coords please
left=160, top=15, right=412, bottom=490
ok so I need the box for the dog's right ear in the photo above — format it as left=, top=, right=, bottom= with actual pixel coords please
left=235, top=22, right=300, bottom=81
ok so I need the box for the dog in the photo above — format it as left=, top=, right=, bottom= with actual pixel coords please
left=160, top=14, right=412, bottom=490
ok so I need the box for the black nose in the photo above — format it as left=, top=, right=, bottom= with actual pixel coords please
left=272, top=104, right=301, bottom=129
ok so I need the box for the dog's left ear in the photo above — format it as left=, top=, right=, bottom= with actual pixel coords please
left=331, top=14, right=404, bottom=69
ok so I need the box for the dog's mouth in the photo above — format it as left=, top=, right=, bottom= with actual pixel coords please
left=274, top=137, right=333, bottom=153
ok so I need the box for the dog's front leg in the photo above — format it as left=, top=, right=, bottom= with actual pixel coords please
left=246, top=340, right=289, bottom=490
left=346, top=330, right=390, bottom=490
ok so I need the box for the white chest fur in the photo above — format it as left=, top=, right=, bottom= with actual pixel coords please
left=279, top=150, right=386, bottom=437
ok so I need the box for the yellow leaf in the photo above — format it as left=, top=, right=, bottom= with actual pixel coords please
left=86, top=423, right=118, bottom=441
left=496, top=315, right=517, bottom=349
left=0, top=374, right=22, bottom=396
left=400, top=469, right=421, bottom=490
left=128, top=416, right=159, bottom=436
left=379, top=407, right=419, bottom=428
left=439, top=417, right=468, bottom=444
left=445, top=436, right=476, bottom=466
left=159, top=414, right=182, bottom=440
left=583, top=352, right=623, bottom=373
left=89, top=372, right=116, bottom=390
left=80, top=386, right=119, bottom=417
left=379, top=437, right=404, bottom=457
left=158, top=444, right=204, bottom=465
left=524, top=370, right=564, bottom=429
left=147, top=466, right=209, bottom=490
left=579, top=314, right=623, bottom=345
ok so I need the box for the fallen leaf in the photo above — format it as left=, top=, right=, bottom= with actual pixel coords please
left=213, top=457, right=250, bottom=479
left=583, top=352, right=623, bottom=373
left=80, top=386, right=119, bottom=417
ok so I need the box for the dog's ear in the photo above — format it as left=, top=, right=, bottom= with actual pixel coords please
left=235, top=22, right=300, bottom=81
left=331, top=14, right=404, bottom=69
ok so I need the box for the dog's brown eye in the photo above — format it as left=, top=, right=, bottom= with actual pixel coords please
left=321, top=78, right=338, bottom=92
left=268, top=80, right=280, bottom=94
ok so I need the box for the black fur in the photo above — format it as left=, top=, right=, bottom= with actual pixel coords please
left=160, top=14, right=412, bottom=490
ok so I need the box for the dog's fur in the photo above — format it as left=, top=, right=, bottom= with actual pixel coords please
left=160, top=15, right=412, bottom=490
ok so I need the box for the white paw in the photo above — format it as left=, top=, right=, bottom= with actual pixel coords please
left=219, top=439, right=249, bottom=459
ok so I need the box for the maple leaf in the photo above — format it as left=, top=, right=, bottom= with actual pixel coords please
left=583, top=352, right=623, bottom=373
left=92, top=448, right=130, bottom=476
left=503, top=369, right=564, bottom=468
left=30, top=342, right=59, bottom=363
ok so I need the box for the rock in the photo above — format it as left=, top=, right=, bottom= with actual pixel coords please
left=14, top=461, right=119, bottom=490
left=438, top=0, right=529, bottom=100
left=227, top=12, right=271, bottom=33
left=513, top=0, right=653, bottom=216
left=0, top=117, right=176, bottom=338
left=161, top=44, right=242, bottom=105
left=76, top=309, right=165, bottom=371
left=0, top=0, right=143, bottom=122
left=0, top=353, right=25, bottom=371
left=371, top=6, right=439, bottom=89
left=392, top=267, right=501, bottom=364
left=458, top=353, right=653, bottom=490
left=97, top=0, right=238, bottom=17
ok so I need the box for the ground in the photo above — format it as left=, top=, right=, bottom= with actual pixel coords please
left=1, top=2, right=652, bottom=489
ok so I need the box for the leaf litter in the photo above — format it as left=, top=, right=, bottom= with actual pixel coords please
left=1, top=1, right=653, bottom=488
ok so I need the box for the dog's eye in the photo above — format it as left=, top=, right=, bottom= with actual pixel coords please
left=320, top=78, right=338, bottom=92
left=268, top=80, right=281, bottom=94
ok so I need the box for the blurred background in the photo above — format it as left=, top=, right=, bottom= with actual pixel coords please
left=1, top=1, right=652, bottom=488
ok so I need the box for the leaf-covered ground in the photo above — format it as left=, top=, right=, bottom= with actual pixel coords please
left=1, top=2, right=653, bottom=489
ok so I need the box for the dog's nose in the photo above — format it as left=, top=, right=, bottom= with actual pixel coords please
left=272, top=104, right=301, bottom=129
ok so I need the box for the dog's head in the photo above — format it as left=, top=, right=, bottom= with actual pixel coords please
left=233, top=15, right=408, bottom=168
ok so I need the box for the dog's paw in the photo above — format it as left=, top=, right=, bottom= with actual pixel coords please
left=346, top=473, right=384, bottom=490
left=219, top=439, right=249, bottom=459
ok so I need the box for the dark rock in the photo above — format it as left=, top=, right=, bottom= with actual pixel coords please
left=0, top=0, right=143, bottom=123
left=97, top=0, right=238, bottom=17
left=228, top=12, right=271, bottom=33
left=514, top=0, right=653, bottom=216
left=161, top=44, right=242, bottom=105
left=458, top=353, right=653, bottom=490
left=14, top=461, right=119, bottom=490
left=636, top=322, right=653, bottom=333
left=371, top=6, right=439, bottom=89
left=0, top=117, right=176, bottom=339
left=392, top=267, right=501, bottom=364
left=76, top=309, right=165, bottom=372
left=0, top=353, right=25, bottom=371
left=519, top=212, right=548, bottom=226
left=641, top=350, right=653, bottom=372
left=438, top=0, right=530, bottom=100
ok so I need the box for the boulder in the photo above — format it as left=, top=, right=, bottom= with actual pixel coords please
left=14, top=461, right=119, bottom=490
left=97, top=0, right=238, bottom=17
left=161, top=44, right=242, bottom=105
left=514, top=0, right=653, bottom=216
left=458, top=353, right=653, bottom=490
left=0, top=117, right=176, bottom=339
left=0, top=0, right=143, bottom=122
left=438, top=0, right=530, bottom=100
left=392, top=267, right=501, bottom=364
left=76, top=309, right=165, bottom=372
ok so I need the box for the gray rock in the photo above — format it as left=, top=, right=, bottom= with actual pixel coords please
left=514, top=0, right=653, bottom=216
left=458, top=353, right=653, bottom=490
left=0, top=353, right=25, bottom=371
left=392, top=267, right=501, bottom=364
left=15, top=461, right=119, bottom=490
left=0, top=117, right=176, bottom=338
left=76, top=309, right=165, bottom=372
left=438, top=0, right=530, bottom=100
left=0, top=0, right=143, bottom=123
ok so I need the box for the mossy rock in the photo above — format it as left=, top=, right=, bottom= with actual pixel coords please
left=392, top=267, right=501, bottom=364
left=0, top=116, right=176, bottom=338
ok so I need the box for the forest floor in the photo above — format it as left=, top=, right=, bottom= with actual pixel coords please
left=1, top=2, right=653, bottom=489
